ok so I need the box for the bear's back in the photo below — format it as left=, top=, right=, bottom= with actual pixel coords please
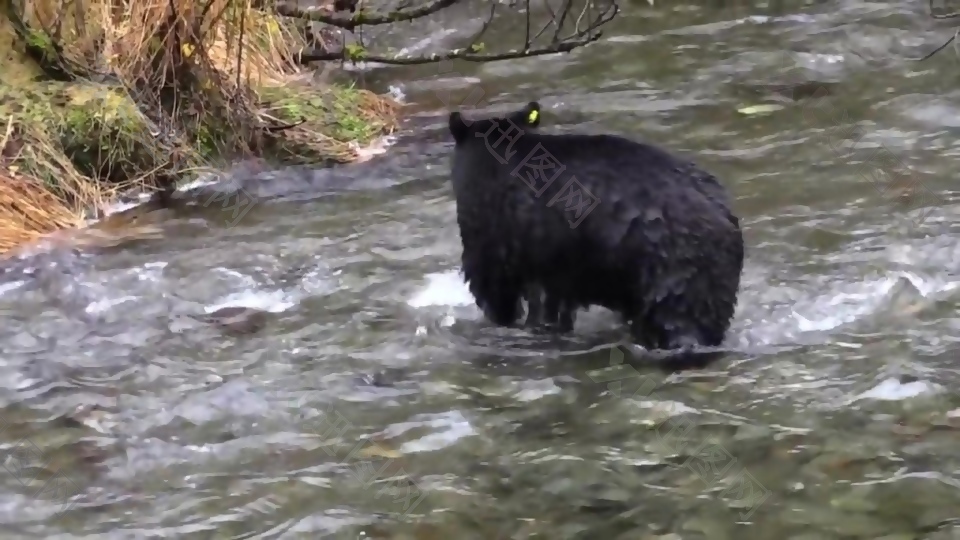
left=451, top=127, right=740, bottom=260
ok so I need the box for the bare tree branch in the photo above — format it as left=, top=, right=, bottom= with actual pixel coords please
left=552, top=0, right=574, bottom=44
left=295, top=34, right=604, bottom=64
left=273, top=0, right=463, bottom=31
left=918, top=28, right=958, bottom=62
left=291, top=0, right=619, bottom=66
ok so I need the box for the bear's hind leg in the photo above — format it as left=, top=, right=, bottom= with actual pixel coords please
left=523, top=283, right=548, bottom=328
left=550, top=296, right=577, bottom=334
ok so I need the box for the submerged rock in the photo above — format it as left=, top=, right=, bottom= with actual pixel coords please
left=190, top=307, right=270, bottom=335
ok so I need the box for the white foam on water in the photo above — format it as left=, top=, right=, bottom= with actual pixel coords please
left=214, top=267, right=258, bottom=289
left=177, top=176, right=220, bottom=192
left=790, top=275, right=903, bottom=333
left=407, top=269, right=474, bottom=308
left=386, top=85, right=406, bottom=103
left=204, top=289, right=297, bottom=314
left=95, top=196, right=151, bottom=220
left=351, top=135, right=398, bottom=163
left=396, top=28, right=459, bottom=57
left=409, top=265, right=960, bottom=352
left=136, top=261, right=169, bottom=283
left=735, top=270, right=960, bottom=349
left=513, top=378, right=563, bottom=402
left=85, top=295, right=139, bottom=314
left=68, top=262, right=168, bottom=315
left=0, top=280, right=26, bottom=297
left=396, top=410, right=477, bottom=454
left=854, top=377, right=943, bottom=402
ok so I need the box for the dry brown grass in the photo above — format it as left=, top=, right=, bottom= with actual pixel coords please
left=355, top=90, right=403, bottom=132
left=0, top=167, right=165, bottom=257
left=0, top=126, right=176, bottom=258
left=0, top=174, right=83, bottom=254
left=0, top=122, right=84, bottom=253
left=22, top=0, right=304, bottom=91
left=0, top=114, right=129, bottom=253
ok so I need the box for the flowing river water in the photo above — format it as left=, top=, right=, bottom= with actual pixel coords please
left=5, top=0, right=960, bottom=537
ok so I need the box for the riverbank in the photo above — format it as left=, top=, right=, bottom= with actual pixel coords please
left=0, top=0, right=401, bottom=256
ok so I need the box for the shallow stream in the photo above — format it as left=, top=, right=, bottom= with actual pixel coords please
left=4, top=0, right=960, bottom=537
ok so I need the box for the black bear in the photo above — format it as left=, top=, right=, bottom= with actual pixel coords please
left=447, top=101, right=744, bottom=354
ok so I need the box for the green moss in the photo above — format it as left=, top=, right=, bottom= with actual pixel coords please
left=344, top=43, right=366, bottom=61
left=0, top=80, right=216, bottom=191
left=259, top=83, right=384, bottom=144
left=255, top=82, right=394, bottom=165
left=260, top=86, right=382, bottom=144
left=25, top=29, right=54, bottom=53
left=195, top=124, right=219, bottom=157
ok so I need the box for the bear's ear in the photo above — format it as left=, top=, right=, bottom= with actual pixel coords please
left=449, top=111, right=469, bottom=144
left=521, top=101, right=541, bottom=128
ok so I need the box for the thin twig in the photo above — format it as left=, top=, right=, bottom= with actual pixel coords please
left=920, top=0, right=960, bottom=61
left=918, top=28, right=958, bottom=61
left=466, top=0, right=499, bottom=51
left=552, top=0, right=574, bottom=44
left=524, top=0, right=531, bottom=50
left=236, top=0, right=247, bottom=91
left=0, top=116, right=14, bottom=157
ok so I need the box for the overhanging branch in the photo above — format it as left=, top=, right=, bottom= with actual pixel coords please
left=273, top=0, right=463, bottom=31
left=289, top=0, right=619, bottom=66
left=295, top=33, right=604, bottom=64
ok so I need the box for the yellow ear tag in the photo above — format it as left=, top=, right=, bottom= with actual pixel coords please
left=527, top=109, right=539, bottom=124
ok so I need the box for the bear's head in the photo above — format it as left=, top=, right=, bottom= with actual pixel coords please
left=448, top=101, right=541, bottom=145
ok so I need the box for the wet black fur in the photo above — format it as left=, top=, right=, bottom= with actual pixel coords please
left=447, top=101, right=744, bottom=353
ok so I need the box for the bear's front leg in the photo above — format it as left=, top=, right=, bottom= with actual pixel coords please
left=462, top=265, right=524, bottom=327
left=628, top=301, right=730, bottom=370
left=476, top=283, right=523, bottom=327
